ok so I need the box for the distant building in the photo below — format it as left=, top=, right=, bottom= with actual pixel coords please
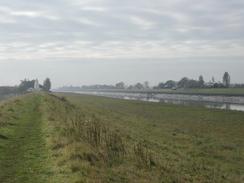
left=27, top=79, right=41, bottom=92
left=205, top=82, right=214, bottom=88
left=34, top=79, right=40, bottom=91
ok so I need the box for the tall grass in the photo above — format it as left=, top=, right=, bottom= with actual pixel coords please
left=43, top=94, right=161, bottom=182
left=0, top=98, right=22, bottom=127
left=134, top=141, right=156, bottom=168
left=57, top=103, right=149, bottom=167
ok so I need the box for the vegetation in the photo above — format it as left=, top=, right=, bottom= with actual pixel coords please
left=43, top=78, right=51, bottom=92
left=223, top=72, right=231, bottom=88
left=18, top=79, right=36, bottom=92
left=19, top=78, right=52, bottom=92
left=0, top=78, right=52, bottom=96
left=0, top=94, right=52, bottom=183
left=0, top=93, right=243, bottom=182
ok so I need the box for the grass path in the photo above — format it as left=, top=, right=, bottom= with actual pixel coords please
left=0, top=95, right=52, bottom=183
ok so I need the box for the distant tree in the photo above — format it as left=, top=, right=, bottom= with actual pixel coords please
left=165, top=80, right=177, bottom=89
left=128, top=85, right=134, bottom=90
left=198, top=75, right=205, bottom=88
left=143, top=81, right=150, bottom=89
left=157, top=82, right=165, bottom=89
left=178, top=77, right=202, bottom=88
left=43, top=78, right=51, bottom=91
left=211, top=77, right=215, bottom=83
left=115, top=82, right=125, bottom=89
left=178, top=77, right=189, bottom=88
left=134, top=83, right=144, bottom=90
left=18, top=79, right=35, bottom=92
left=188, top=79, right=199, bottom=88
left=213, top=82, right=225, bottom=88
left=223, top=72, right=230, bottom=88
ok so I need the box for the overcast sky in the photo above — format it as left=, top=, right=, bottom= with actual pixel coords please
left=0, top=0, right=243, bottom=87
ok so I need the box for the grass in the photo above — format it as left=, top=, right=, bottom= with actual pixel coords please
left=0, top=94, right=52, bottom=183
left=0, top=92, right=244, bottom=182
left=55, top=93, right=244, bottom=182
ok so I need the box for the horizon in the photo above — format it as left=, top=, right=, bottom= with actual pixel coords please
left=1, top=58, right=243, bottom=88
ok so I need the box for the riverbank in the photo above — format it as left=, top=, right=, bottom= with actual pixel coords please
left=1, top=93, right=243, bottom=182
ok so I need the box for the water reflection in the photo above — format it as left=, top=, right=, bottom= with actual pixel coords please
left=122, top=96, right=244, bottom=112
left=157, top=99, right=244, bottom=112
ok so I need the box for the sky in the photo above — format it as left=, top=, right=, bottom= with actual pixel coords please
left=0, top=0, right=243, bottom=87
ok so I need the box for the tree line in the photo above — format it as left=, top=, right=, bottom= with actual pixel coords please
left=0, top=78, right=51, bottom=96
left=18, top=78, right=51, bottom=92
left=155, top=72, right=231, bottom=89
left=75, top=72, right=234, bottom=90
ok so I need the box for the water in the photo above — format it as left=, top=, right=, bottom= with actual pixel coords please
left=123, top=96, right=244, bottom=112
left=73, top=91, right=244, bottom=112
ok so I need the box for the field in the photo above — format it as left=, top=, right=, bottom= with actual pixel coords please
left=0, top=93, right=243, bottom=182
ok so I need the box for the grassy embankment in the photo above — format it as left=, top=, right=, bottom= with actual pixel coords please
left=0, top=93, right=244, bottom=182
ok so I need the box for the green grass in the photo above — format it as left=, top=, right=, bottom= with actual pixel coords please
left=55, top=93, right=244, bottom=182
left=0, top=94, right=52, bottom=183
left=0, top=93, right=244, bottom=182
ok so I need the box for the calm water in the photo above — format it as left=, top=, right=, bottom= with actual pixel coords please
left=74, top=91, right=244, bottom=112
left=124, top=96, right=244, bottom=112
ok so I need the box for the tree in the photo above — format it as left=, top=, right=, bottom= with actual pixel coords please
left=143, top=81, right=150, bottom=89
left=165, top=80, right=177, bottom=89
left=223, top=72, right=230, bottom=88
left=115, top=82, right=125, bottom=89
left=178, top=77, right=189, bottom=88
left=18, top=79, right=35, bottom=92
left=134, top=83, right=144, bottom=90
left=178, top=77, right=202, bottom=88
left=43, top=78, right=51, bottom=91
left=198, top=75, right=204, bottom=88
left=188, top=79, right=199, bottom=88
left=157, top=82, right=165, bottom=89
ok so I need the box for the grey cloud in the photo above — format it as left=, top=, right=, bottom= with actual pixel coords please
left=0, top=0, right=244, bottom=60
left=0, top=0, right=243, bottom=86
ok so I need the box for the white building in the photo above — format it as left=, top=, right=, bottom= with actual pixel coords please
left=26, top=79, right=41, bottom=92
left=34, top=79, right=40, bottom=90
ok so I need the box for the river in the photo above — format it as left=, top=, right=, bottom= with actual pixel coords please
left=70, top=91, right=244, bottom=112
